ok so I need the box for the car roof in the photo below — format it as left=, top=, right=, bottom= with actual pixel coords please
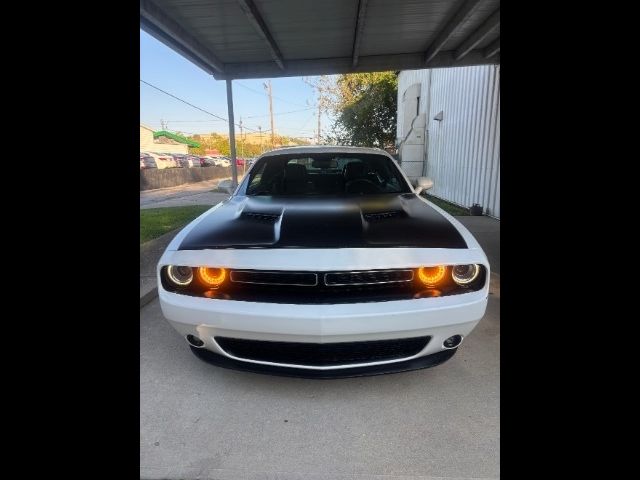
left=259, top=145, right=391, bottom=158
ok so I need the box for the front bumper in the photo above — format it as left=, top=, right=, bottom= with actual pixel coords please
left=159, top=288, right=488, bottom=372
left=189, top=346, right=459, bottom=378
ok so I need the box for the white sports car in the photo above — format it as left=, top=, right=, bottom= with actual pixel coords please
left=158, top=146, right=489, bottom=377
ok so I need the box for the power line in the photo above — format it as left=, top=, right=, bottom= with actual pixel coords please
left=235, top=81, right=309, bottom=108
left=150, top=107, right=314, bottom=124
left=244, top=107, right=314, bottom=119
left=158, top=119, right=226, bottom=123
left=140, top=79, right=261, bottom=133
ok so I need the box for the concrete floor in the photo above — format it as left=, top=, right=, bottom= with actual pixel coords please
left=456, top=216, right=500, bottom=274
left=140, top=279, right=499, bottom=480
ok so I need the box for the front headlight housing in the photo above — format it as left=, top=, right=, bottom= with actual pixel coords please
left=413, top=264, right=486, bottom=298
left=165, top=265, right=193, bottom=286
left=417, top=266, right=447, bottom=286
left=161, top=264, right=487, bottom=301
left=196, top=267, right=226, bottom=287
left=452, top=264, right=480, bottom=285
left=161, top=265, right=229, bottom=296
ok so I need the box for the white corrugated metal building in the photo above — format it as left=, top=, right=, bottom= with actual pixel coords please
left=397, top=66, right=500, bottom=218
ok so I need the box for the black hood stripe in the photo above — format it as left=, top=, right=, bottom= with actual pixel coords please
left=178, top=193, right=467, bottom=250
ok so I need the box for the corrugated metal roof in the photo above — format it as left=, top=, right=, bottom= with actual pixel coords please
left=140, top=0, right=500, bottom=79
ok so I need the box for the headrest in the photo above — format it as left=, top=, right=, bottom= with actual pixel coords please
left=285, top=163, right=307, bottom=181
left=312, top=158, right=337, bottom=169
left=344, top=162, right=366, bottom=181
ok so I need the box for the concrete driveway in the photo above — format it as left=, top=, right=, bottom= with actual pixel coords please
left=140, top=179, right=231, bottom=209
left=140, top=281, right=499, bottom=480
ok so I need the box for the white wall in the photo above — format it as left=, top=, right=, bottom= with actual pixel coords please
left=397, top=66, right=500, bottom=218
left=140, top=125, right=189, bottom=154
left=140, top=125, right=156, bottom=151
left=149, top=143, right=189, bottom=154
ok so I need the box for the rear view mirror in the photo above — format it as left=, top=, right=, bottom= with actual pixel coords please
left=414, top=177, right=434, bottom=194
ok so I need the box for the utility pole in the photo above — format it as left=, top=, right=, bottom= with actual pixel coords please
left=264, top=80, right=275, bottom=147
left=239, top=117, right=246, bottom=177
left=303, top=76, right=330, bottom=145
left=160, top=118, right=167, bottom=130
left=239, top=117, right=244, bottom=158
left=317, top=101, right=321, bottom=145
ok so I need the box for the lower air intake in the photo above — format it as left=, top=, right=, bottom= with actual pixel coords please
left=214, top=336, right=431, bottom=367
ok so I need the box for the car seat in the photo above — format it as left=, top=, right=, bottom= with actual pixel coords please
left=284, top=163, right=309, bottom=194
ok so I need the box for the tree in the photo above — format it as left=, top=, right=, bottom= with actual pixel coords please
left=327, top=72, right=397, bottom=149
left=188, top=132, right=310, bottom=156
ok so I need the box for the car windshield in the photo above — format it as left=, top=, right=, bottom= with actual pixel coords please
left=244, top=152, right=411, bottom=196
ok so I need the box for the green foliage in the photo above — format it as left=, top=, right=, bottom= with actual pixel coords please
left=140, top=206, right=211, bottom=244
left=188, top=133, right=310, bottom=156
left=424, top=194, right=470, bottom=216
left=188, top=133, right=228, bottom=156
left=327, top=72, right=398, bottom=148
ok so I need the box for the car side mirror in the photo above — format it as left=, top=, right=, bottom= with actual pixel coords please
left=413, top=177, right=433, bottom=194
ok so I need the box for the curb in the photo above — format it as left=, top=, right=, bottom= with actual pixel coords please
left=140, top=228, right=182, bottom=309
left=140, top=285, right=158, bottom=308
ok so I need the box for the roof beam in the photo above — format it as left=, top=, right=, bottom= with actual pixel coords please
left=139, top=0, right=225, bottom=74
left=484, top=37, right=500, bottom=58
left=424, top=0, right=484, bottom=64
left=236, top=0, right=285, bottom=70
left=223, top=49, right=498, bottom=80
left=351, top=0, right=370, bottom=67
left=454, top=8, right=500, bottom=60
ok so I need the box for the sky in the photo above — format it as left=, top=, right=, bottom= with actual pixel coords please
left=140, top=30, right=335, bottom=140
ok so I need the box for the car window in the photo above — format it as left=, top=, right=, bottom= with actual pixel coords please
left=244, top=153, right=411, bottom=196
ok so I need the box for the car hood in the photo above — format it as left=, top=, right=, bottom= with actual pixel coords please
left=178, top=193, right=467, bottom=250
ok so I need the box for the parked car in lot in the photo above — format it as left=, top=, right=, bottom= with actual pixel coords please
left=186, top=155, right=203, bottom=167
left=175, top=154, right=202, bottom=168
left=157, top=145, right=490, bottom=377
left=170, top=153, right=186, bottom=167
left=213, top=156, right=231, bottom=167
left=144, top=152, right=179, bottom=169
left=201, top=155, right=231, bottom=167
left=140, top=152, right=157, bottom=169
left=153, top=153, right=181, bottom=168
left=161, top=153, right=183, bottom=168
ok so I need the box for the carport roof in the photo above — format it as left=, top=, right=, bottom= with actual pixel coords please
left=140, top=0, right=500, bottom=80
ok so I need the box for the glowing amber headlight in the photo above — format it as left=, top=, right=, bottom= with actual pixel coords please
left=197, top=267, right=227, bottom=287
left=417, top=266, right=446, bottom=286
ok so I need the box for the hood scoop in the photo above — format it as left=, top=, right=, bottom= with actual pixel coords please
left=240, top=211, right=281, bottom=222
left=363, top=210, right=406, bottom=221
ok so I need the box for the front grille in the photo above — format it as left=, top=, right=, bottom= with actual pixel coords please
left=325, top=269, right=413, bottom=286
left=230, top=270, right=318, bottom=286
left=223, top=269, right=419, bottom=303
left=215, top=336, right=431, bottom=366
